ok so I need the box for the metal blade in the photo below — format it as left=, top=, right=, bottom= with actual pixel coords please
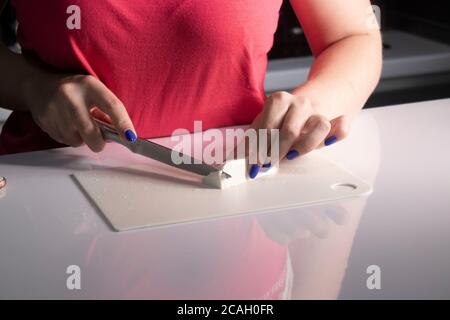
left=130, top=138, right=227, bottom=177
left=96, top=120, right=230, bottom=178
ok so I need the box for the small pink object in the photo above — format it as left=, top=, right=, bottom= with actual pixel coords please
left=0, top=177, right=6, bottom=189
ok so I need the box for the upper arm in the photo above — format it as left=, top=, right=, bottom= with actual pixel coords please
left=289, top=0, right=380, bottom=56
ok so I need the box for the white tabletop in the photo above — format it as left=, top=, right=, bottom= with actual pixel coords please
left=0, top=99, right=449, bottom=299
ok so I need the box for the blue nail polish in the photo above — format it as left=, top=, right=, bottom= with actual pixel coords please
left=324, top=135, right=337, bottom=146
left=249, top=164, right=260, bottom=179
left=125, top=129, right=137, bottom=142
left=286, top=150, right=299, bottom=160
left=262, top=163, right=272, bottom=168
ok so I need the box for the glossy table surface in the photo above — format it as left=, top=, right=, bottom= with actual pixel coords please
left=0, top=99, right=449, bottom=299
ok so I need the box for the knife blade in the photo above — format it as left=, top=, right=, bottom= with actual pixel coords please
left=95, top=120, right=231, bottom=178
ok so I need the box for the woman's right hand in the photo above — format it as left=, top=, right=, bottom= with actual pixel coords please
left=26, top=74, right=137, bottom=152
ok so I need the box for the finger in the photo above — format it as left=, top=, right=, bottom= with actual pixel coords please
left=278, top=99, right=314, bottom=161
left=257, top=214, right=311, bottom=246
left=60, top=130, right=84, bottom=148
left=298, top=211, right=330, bottom=239
left=289, top=115, right=331, bottom=158
left=85, top=77, right=137, bottom=142
left=49, top=132, right=66, bottom=145
left=323, top=206, right=349, bottom=226
left=46, top=124, right=67, bottom=145
left=242, top=114, right=261, bottom=161
left=65, top=99, right=106, bottom=152
left=320, top=115, right=351, bottom=148
left=252, top=92, right=292, bottom=166
left=257, top=92, right=292, bottom=130
left=75, top=111, right=105, bottom=152
left=90, top=107, right=112, bottom=124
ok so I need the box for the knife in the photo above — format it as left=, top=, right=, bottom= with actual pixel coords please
left=95, top=119, right=231, bottom=179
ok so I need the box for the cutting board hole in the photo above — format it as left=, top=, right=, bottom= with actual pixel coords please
left=331, top=183, right=357, bottom=191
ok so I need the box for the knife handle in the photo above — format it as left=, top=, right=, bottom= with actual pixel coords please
left=95, top=119, right=130, bottom=149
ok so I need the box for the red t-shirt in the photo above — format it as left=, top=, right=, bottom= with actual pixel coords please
left=0, top=0, right=282, bottom=154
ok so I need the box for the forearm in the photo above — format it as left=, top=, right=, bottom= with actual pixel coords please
left=0, top=44, right=50, bottom=111
left=292, top=32, right=382, bottom=120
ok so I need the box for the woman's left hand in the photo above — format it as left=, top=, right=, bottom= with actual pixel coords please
left=249, top=91, right=351, bottom=177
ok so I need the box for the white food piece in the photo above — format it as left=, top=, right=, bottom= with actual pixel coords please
left=202, top=158, right=279, bottom=189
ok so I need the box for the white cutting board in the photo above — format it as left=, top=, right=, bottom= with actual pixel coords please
left=73, top=153, right=372, bottom=231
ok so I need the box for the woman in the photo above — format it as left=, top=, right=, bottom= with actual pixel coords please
left=0, top=0, right=382, bottom=179
left=0, top=1, right=382, bottom=299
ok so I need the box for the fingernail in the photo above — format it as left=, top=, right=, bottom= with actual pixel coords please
left=286, top=150, right=299, bottom=160
left=124, top=129, right=137, bottom=142
left=324, top=135, right=337, bottom=146
left=262, top=163, right=272, bottom=168
left=249, top=164, right=260, bottom=179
